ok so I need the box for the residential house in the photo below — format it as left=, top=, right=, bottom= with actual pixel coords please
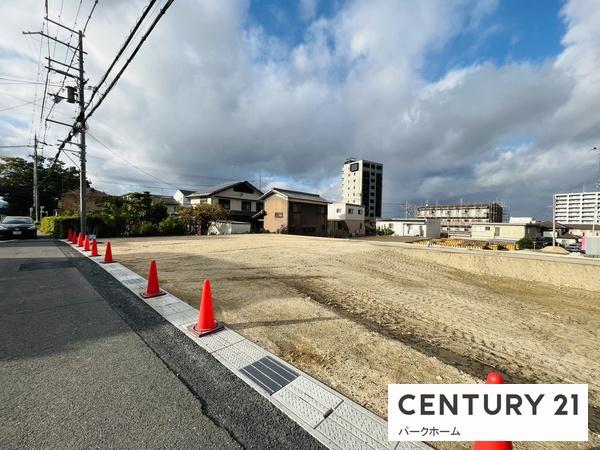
left=328, top=202, right=365, bottom=237
left=259, top=188, right=329, bottom=236
left=564, top=223, right=600, bottom=238
left=186, top=181, right=264, bottom=230
left=174, top=189, right=194, bottom=206
left=470, top=221, right=541, bottom=241
left=375, top=218, right=441, bottom=238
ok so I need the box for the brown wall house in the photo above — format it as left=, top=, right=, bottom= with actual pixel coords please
left=260, top=188, right=329, bottom=236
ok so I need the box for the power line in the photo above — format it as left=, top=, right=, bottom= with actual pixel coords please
left=84, top=0, right=174, bottom=122
left=86, top=0, right=157, bottom=108
left=0, top=100, right=38, bottom=113
left=87, top=132, right=179, bottom=189
left=0, top=76, right=64, bottom=86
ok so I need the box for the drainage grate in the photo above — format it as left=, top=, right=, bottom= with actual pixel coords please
left=19, top=260, right=74, bottom=271
left=240, top=356, right=299, bottom=395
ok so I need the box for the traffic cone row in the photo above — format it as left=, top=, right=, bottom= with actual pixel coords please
left=65, top=233, right=222, bottom=337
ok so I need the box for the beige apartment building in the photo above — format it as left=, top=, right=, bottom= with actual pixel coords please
left=417, top=202, right=503, bottom=236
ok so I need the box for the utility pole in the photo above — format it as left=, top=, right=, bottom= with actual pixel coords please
left=77, top=30, right=87, bottom=234
left=33, top=134, right=39, bottom=222
left=552, top=194, right=556, bottom=247
left=24, top=21, right=87, bottom=230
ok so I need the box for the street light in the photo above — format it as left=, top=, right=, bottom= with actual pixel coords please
left=592, top=147, right=599, bottom=235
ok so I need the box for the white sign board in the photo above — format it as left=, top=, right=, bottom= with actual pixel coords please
left=388, top=384, right=588, bottom=441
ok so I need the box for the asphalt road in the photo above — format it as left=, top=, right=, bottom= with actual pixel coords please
left=0, top=238, right=323, bottom=449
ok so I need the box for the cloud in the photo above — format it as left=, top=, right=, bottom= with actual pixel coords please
left=299, top=0, right=318, bottom=21
left=0, top=0, right=599, bottom=219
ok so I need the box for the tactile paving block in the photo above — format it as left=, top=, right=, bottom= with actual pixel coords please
left=213, top=344, right=256, bottom=370
left=228, top=339, right=270, bottom=361
left=316, top=418, right=378, bottom=450
left=167, top=300, right=195, bottom=314
left=164, top=310, right=198, bottom=326
left=190, top=327, right=245, bottom=353
left=330, top=402, right=388, bottom=444
left=286, top=376, right=343, bottom=412
left=121, top=276, right=146, bottom=286
left=272, top=386, right=325, bottom=428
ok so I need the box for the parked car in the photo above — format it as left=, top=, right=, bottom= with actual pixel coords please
left=0, top=216, right=37, bottom=239
left=565, top=243, right=581, bottom=253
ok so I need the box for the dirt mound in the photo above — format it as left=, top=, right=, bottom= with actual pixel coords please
left=541, top=245, right=570, bottom=255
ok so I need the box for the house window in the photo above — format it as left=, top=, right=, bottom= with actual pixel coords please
left=359, top=222, right=363, bottom=229
left=274, top=212, right=283, bottom=218
left=348, top=208, right=353, bottom=214
left=358, top=210, right=362, bottom=215
left=336, top=208, right=341, bottom=213
left=257, top=202, right=263, bottom=211
left=485, top=226, right=490, bottom=231
left=349, top=162, right=359, bottom=172
left=218, top=199, right=230, bottom=210
left=241, top=200, right=251, bottom=211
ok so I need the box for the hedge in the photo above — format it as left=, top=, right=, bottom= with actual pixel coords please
left=40, top=215, right=187, bottom=238
left=40, top=215, right=117, bottom=239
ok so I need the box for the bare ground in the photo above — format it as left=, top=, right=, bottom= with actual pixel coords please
left=99, top=235, right=600, bottom=449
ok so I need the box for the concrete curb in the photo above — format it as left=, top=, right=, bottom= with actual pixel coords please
left=66, top=239, right=431, bottom=450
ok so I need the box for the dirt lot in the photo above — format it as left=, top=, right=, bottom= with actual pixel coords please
left=100, top=234, right=600, bottom=449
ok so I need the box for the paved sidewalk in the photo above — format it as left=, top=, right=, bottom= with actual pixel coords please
left=0, top=239, right=322, bottom=449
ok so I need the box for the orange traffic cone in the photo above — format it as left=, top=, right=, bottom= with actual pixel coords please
left=189, top=279, right=223, bottom=336
left=141, top=260, right=165, bottom=298
left=83, top=234, right=91, bottom=251
left=102, top=241, right=114, bottom=264
left=67, top=229, right=72, bottom=242
left=71, top=230, right=77, bottom=244
left=77, top=232, right=83, bottom=247
left=473, top=372, right=513, bottom=450
left=90, top=239, right=100, bottom=257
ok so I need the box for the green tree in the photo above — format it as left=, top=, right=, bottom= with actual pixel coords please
left=97, top=192, right=169, bottom=236
left=0, top=156, right=80, bottom=216
left=178, top=203, right=229, bottom=235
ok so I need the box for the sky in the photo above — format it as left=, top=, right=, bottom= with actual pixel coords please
left=1, top=0, right=600, bottom=219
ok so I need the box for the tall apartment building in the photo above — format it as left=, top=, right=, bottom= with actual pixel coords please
left=554, top=191, right=600, bottom=224
left=416, top=202, right=503, bottom=236
left=342, top=159, right=383, bottom=222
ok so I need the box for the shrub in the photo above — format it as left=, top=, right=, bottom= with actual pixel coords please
left=40, top=215, right=78, bottom=238
left=516, top=237, right=533, bottom=249
left=376, top=226, right=394, bottom=236
left=137, top=221, right=159, bottom=236
left=158, top=217, right=186, bottom=236
left=39, top=214, right=118, bottom=238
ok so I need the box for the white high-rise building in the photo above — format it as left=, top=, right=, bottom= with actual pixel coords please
left=341, top=159, right=383, bottom=222
left=554, top=191, right=600, bottom=224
